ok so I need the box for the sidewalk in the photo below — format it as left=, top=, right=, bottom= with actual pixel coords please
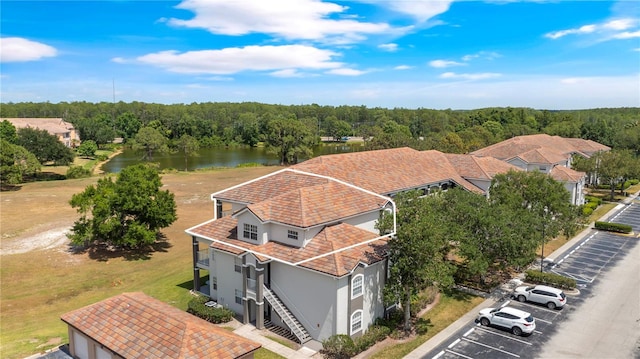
left=233, top=324, right=320, bottom=359
left=404, top=190, right=639, bottom=359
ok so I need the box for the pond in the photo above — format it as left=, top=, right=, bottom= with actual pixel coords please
left=101, top=142, right=367, bottom=173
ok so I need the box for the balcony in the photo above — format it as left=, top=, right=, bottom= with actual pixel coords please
left=196, top=250, right=209, bottom=267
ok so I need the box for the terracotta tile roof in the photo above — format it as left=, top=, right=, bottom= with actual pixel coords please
left=470, top=134, right=610, bottom=162
left=187, top=218, right=387, bottom=276
left=247, top=181, right=388, bottom=227
left=60, top=292, right=261, bottom=359
left=563, top=137, right=611, bottom=156
left=293, top=147, right=483, bottom=194
left=550, top=166, right=585, bottom=183
left=214, top=170, right=327, bottom=204
left=444, top=153, right=522, bottom=179
left=2, top=118, right=74, bottom=134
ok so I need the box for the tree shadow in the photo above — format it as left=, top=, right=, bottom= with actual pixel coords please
left=442, top=287, right=476, bottom=302
left=0, top=184, right=22, bottom=192
left=68, top=232, right=173, bottom=261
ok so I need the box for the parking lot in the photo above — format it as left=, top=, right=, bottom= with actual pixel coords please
left=419, top=201, right=640, bottom=359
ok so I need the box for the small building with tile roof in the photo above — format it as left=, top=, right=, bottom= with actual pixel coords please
left=2, top=118, right=79, bottom=147
left=185, top=148, right=525, bottom=344
left=60, top=292, right=261, bottom=359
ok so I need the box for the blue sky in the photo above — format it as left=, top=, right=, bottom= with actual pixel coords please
left=1, top=0, right=639, bottom=110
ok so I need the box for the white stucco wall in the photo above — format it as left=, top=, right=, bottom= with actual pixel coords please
left=270, top=262, right=339, bottom=341
left=466, top=178, right=491, bottom=193
left=212, top=249, right=244, bottom=313
left=361, top=261, right=386, bottom=331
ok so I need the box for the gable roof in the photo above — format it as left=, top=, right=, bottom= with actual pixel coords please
left=187, top=217, right=386, bottom=276
left=293, top=147, right=483, bottom=194
left=247, top=180, right=388, bottom=227
left=61, top=292, right=261, bottom=359
left=470, top=134, right=610, bottom=163
left=550, top=166, right=585, bottom=183
left=444, top=153, right=522, bottom=180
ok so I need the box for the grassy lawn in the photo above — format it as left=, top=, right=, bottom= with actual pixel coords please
left=371, top=291, right=484, bottom=359
left=0, top=166, right=281, bottom=359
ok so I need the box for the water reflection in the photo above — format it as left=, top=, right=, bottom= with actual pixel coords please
left=101, top=143, right=366, bottom=173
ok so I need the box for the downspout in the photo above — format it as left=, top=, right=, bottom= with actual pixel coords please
left=192, top=236, right=200, bottom=294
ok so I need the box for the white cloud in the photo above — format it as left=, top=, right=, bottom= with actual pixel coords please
left=440, top=72, right=501, bottom=80
left=326, top=68, right=367, bottom=76
left=0, top=37, right=57, bottom=63
left=137, top=45, right=343, bottom=74
left=394, top=65, right=412, bottom=70
left=111, top=57, right=127, bottom=64
left=545, top=17, right=640, bottom=41
left=611, top=31, right=640, bottom=39
left=168, top=0, right=399, bottom=43
left=429, top=59, right=465, bottom=68
left=461, top=51, right=501, bottom=62
left=356, top=0, right=453, bottom=22
left=270, top=69, right=304, bottom=78
left=378, top=43, right=398, bottom=52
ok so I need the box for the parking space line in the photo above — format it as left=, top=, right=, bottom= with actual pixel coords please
left=513, top=301, right=563, bottom=314
left=501, top=300, right=511, bottom=307
left=462, top=338, right=520, bottom=357
left=533, top=317, right=553, bottom=324
left=550, top=269, right=593, bottom=283
left=463, top=328, right=475, bottom=337
left=444, top=349, right=474, bottom=359
left=432, top=350, right=446, bottom=359
left=474, top=327, right=533, bottom=345
left=448, top=338, right=461, bottom=348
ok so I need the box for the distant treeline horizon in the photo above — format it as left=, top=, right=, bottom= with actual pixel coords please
left=1, top=101, right=638, bottom=155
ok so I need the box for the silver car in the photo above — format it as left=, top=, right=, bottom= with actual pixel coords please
left=513, top=284, right=566, bottom=309
left=477, top=306, right=536, bottom=336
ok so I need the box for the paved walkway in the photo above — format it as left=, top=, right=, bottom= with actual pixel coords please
left=404, top=190, right=640, bottom=359
left=233, top=324, right=320, bottom=358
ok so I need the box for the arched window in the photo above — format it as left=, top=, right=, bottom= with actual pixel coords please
left=351, top=274, right=363, bottom=299
left=350, top=310, right=363, bottom=335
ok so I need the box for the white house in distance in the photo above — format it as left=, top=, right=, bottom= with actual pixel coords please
left=186, top=147, right=518, bottom=344
left=2, top=118, right=80, bottom=147
left=470, top=134, right=610, bottom=205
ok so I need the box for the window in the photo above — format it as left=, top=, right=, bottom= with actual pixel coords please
left=351, top=274, right=363, bottom=298
left=234, top=257, right=242, bottom=273
left=287, top=230, right=299, bottom=240
left=212, top=277, right=217, bottom=290
left=539, top=166, right=547, bottom=171
left=350, top=310, right=363, bottom=334
left=243, top=223, right=258, bottom=240
left=235, top=289, right=242, bottom=305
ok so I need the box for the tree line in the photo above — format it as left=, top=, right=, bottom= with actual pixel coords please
left=1, top=102, right=638, bottom=183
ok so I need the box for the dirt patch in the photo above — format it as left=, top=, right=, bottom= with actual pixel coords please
left=0, top=166, right=281, bottom=256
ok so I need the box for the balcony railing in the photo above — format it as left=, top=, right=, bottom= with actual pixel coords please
left=197, top=250, right=209, bottom=267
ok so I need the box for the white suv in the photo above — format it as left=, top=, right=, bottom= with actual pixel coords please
left=513, top=284, right=566, bottom=309
left=477, top=306, right=536, bottom=336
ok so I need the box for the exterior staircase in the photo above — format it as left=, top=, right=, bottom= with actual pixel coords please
left=263, top=285, right=311, bottom=344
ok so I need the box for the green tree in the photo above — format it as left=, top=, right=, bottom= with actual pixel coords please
left=0, top=139, right=41, bottom=184
left=263, top=116, right=314, bottom=165
left=489, top=170, right=579, bottom=271
left=74, top=114, right=116, bottom=148
left=592, top=149, right=637, bottom=199
left=130, top=127, right=169, bottom=161
left=68, top=164, right=177, bottom=249
left=17, top=127, right=75, bottom=165
left=0, top=120, right=19, bottom=144
left=377, top=191, right=455, bottom=332
left=77, top=140, right=98, bottom=158
left=323, top=115, right=352, bottom=141
left=115, top=111, right=142, bottom=141
left=174, top=134, right=200, bottom=171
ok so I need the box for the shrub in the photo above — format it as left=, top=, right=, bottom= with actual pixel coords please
left=582, top=207, right=593, bottom=216
left=594, top=221, right=632, bottom=233
left=584, top=201, right=598, bottom=210
left=525, top=270, right=576, bottom=289
left=585, top=196, right=602, bottom=205
left=66, top=166, right=91, bottom=179
left=410, top=286, right=438, bottom=317
left=96, top=154, right=109, bottom=161
left=186, top=296, right=234, bottom=324
left=353, top=325, right=390, bottom=353
left=320, top=334, right=356, bottom=359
